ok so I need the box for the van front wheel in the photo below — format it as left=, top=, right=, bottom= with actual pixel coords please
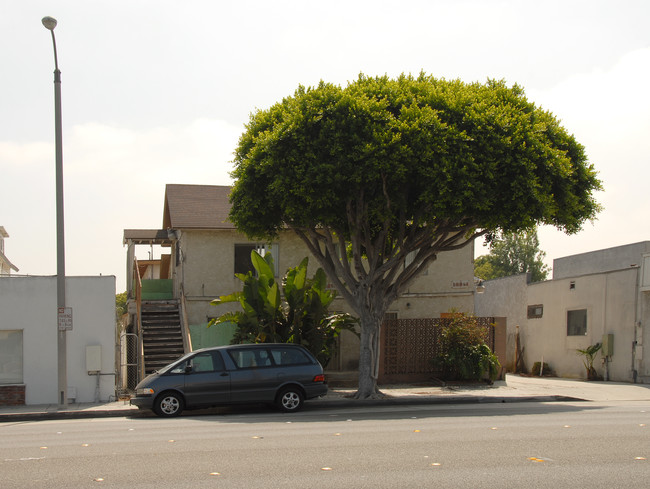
left=276, top=387, right=304, bottom=412
left=154, top=391, right=184, bottom=417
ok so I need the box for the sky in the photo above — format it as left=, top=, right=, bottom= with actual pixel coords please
left=1, top=0, right=649, bottom=293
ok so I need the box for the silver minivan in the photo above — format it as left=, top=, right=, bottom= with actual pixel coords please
left=130, top=343, right=328, bottom=417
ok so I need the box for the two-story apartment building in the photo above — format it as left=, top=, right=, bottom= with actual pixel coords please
left=123, top=184, right=479, bottom=386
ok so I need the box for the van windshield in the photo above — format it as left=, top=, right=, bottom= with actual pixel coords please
left=157, top=351, right=195, bottom=374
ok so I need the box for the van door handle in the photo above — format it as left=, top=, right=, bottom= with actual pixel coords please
left=220, top=372, right=229, bottom=377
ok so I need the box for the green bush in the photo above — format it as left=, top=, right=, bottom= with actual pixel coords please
left=209, top=251, right=358, bottom=366
left=433, top=314, right=500, bottom=382
left=531, top=362, right=553, bottom=376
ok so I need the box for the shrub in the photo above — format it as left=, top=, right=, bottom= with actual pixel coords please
left=433, top=314, right=500, bottom=382
left=531, top=362, right=553, bottom=376
left=209, top=251, right=358, bottom=366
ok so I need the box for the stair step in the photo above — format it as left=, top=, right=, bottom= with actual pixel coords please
left=139, top=300, right=185, bottom=375
left=143, top=344, right=184, bottom=350
left=143, top=326, right=181, bottom=331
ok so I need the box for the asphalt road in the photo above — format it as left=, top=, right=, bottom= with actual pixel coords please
left=1, top=401, right=649, bottom=488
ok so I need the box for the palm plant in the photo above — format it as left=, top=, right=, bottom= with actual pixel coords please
left=209, top=251, right=358, bottom=366
left=576, top=343, right=602, bottom=381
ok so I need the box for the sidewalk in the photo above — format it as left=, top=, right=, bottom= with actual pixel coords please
left=2, top=374, right=649, bottom=422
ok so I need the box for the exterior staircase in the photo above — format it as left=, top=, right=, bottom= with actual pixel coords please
left=141, top=300, right=185, bottom=375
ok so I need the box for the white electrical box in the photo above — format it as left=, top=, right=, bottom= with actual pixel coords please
left=86, top=345, right=102, bottom=372
left=602, top=334, right=614, bottom=357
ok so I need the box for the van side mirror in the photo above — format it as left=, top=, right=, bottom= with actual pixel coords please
left=185, top=363, right=193, bottom=374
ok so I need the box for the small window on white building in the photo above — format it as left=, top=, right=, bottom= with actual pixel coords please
left=0, top=330, right=23, bottom=384
left=567, top=309, right=587, bottom=336
left=527, top=305, right=543, bottom=319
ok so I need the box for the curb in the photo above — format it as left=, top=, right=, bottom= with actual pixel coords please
left=0, top=394, right=586, bottom=423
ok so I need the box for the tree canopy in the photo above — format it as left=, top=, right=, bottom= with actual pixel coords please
left=228, top=73, right=601, bottom=398
left=474, top=230, right=550, bottom=283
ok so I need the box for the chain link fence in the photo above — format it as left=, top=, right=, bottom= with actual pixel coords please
left=117, top=332, right=139, bottom=398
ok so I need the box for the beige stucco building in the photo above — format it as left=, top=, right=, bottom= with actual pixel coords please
left=123, top=184, right=479, bottom=379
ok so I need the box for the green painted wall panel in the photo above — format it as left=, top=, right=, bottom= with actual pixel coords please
left=141, top=279, right=173, bottom=300
left=190, top=322, right=236, bottom=350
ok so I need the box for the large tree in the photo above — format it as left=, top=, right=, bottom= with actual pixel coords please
left=228, top=74, right=601, bottom=398
left=474, top=230, right=550, bottom=282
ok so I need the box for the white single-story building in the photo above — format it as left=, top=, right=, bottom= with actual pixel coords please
left=0, top=276, right=116, bottom=405
left=476, top=242, right=650, bottom=383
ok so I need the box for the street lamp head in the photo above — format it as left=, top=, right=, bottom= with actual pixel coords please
left=42, top=16, right=58, bottom=31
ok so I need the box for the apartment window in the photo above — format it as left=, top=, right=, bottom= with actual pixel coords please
left=0, top=330, right=23, bottom=384
left=527, top=305, right=543, bottom=319
left=234, top=244, right=256, bottom=275
left=234, top=243, right=279, bottom=276
left=404, top=250, right=427, bottom=275
left=567, top=309, right=587, bottom=336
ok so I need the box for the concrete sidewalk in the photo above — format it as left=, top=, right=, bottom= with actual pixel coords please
left=2, top=374, right=649, bottom=422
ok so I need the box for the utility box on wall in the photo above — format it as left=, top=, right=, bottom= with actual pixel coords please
left=602, top=334, right=614, bottom=357
left=86, top=345, right=102, bottom=373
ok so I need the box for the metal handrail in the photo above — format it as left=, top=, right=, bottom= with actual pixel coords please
left=133, top=258, right=145, bottom=382
left=179, top=285, right=193, bottom=354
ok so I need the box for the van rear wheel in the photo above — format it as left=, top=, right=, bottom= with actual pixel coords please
left=276, top=387, right=304, bottom=412
left=154, top=391, right=184, bottom=417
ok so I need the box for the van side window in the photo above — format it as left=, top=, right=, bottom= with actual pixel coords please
left=270, top=347, right=310, bottom=366
left=229, top=349, right=272, bottom=369
left=191, top=351, right=225, bottom=373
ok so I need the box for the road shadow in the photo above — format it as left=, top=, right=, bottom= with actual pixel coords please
left=129, top=396, right=604, bottom=423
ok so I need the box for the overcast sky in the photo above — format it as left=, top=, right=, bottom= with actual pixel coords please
left=2, top=0, right=649, bottom=292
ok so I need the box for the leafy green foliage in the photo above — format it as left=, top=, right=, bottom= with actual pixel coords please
left=474, top=230, right=550, bottom=282
left=531, top=361, right=553, bottom=376
left=228, top=73, right=601, bottom=397
left=115, top=291, right=127, bottom=320
left=576, top=343, right=603, bottom=380
left=231, top=74, right=601, bottom=243
left=433, top=314, right=501, bottom=382
left=209, top=251, right=358, bottom=366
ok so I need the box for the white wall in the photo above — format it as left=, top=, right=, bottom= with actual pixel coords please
left=474, top=274, right=529, bottom=370
left=0, top=276, right=116, bottom=404
left=525, top=269, right=637, bottom=381
left=553, top=241, right=650, bottom=279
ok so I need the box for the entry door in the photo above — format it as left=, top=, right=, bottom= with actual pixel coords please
left=183, top=351, right=230, bottom=408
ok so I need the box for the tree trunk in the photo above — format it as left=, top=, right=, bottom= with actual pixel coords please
left=355, top=311, right=382, bottom=399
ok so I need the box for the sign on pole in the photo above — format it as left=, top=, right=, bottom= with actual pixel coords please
left=57, top=307, right=73, bottom=331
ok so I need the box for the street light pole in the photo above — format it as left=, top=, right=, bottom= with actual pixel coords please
left=42, top=15, right=67, bottom=408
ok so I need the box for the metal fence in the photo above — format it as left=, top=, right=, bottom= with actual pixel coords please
left=117, top=332, right=139, bottom=396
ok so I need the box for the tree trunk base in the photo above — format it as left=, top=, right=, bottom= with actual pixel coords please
left=352, top=389, right=385, bottom=400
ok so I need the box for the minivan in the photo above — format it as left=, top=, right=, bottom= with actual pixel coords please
left=130, top=343, right=328, bottom=417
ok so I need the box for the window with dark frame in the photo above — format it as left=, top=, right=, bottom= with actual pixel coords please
left=527, top=305, right=543, bottom=319
left=567, top=309, right=587, bottom=336
left=234, top=244, right=257, bottom=275
left=234, top=243, right=279, bottom=276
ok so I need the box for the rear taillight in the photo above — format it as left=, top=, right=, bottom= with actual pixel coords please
left=313, top=374, right=325, bottom=383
